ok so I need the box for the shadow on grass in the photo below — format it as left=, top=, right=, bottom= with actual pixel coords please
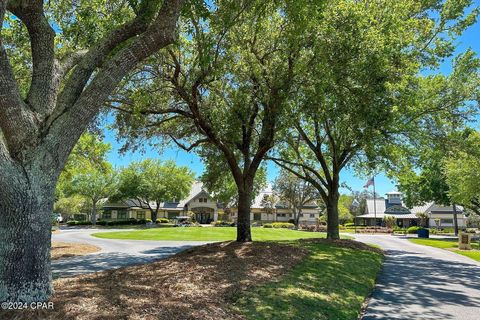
left=52, top=245, right=193, bottom=278
left=232, top=241, right=384, bottom=320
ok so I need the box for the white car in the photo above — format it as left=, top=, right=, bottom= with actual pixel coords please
left=53, top=213, right=63, bottom=223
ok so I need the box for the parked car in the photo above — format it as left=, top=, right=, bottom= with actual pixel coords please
left=53, top=213, right=63, bottom=223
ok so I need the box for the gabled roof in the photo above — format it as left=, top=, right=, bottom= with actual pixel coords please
left=366, top=198, right=386, bottom=215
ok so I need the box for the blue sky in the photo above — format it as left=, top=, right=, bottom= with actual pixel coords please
left=103, top=2, right=480, bottom=197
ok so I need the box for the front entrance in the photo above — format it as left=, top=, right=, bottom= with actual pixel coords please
left=196, top=212, right=212, bottom=224
left=191, top=207, right=214, bottom=224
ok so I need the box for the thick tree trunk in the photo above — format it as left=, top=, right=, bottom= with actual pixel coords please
left=0, top=167, right=55, bottom=302
left=236, top=188, right=253, bottom=242
left=326, top=192, right=340, bottom=240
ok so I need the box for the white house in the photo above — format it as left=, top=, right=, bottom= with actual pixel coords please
left=357, top=191, right=466, bottom=228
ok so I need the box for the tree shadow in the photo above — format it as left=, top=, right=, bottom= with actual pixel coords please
left=362, top=248, right=480, bottom=319
left=52, top=245, right=194, bottom=278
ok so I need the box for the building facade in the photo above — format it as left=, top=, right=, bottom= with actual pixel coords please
left=101, top=182, right=321, bottom=224
left=357, top=191, right=467, bottom=228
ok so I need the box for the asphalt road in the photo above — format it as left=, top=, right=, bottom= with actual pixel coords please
left=51, top=228, right=213, bottom=278
left=354, top=234, right=480, bottom=320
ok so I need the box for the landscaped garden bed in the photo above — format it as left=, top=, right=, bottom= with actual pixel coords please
left=3, top=239, right=383, bottom=320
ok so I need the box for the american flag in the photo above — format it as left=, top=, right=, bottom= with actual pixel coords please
left=363, top=177, right=374, bottom=188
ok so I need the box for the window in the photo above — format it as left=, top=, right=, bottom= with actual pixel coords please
left=168, top=211, right=178, bottom=219
left=310, top=213, right=315, bottom=218
left=299, top=213, right=304, bottom=217
left=103, top=212, right=111, bottom=219
left=440, top=219, right=453, bottom=224
left=198, top=197, right=204, bottom=203
left=253, top=213, right=261, bottom=221
left=118, top=210, right=127, bottom=219
left=136, top=211, right=145, bottom=220
left=277, top=213, right=286, bottom=217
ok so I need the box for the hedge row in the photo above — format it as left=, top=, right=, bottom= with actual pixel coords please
left=211, top=220, right=235, bottom=227
left=263, top=222, right=295, bottom=229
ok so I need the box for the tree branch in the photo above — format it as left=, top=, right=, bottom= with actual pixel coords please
left=44, top=0, right=184, bottom=168
left=8, top=0, right=56, bottom=112
left=169, top=136, right=209, bottom=152
left=49, top=0, right=165, bottom=129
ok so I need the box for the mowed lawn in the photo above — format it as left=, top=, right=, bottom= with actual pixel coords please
left=409, top=238, right=480, bottom=262
left=92, top=227, right=343, bottom=241
left=233, top=240, right=384, bottom=319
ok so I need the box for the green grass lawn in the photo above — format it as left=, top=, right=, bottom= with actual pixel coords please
left=409, top=238, right=480, bottom=262
left=92, top=227, right=351, bottom=241
left=232, top=240, right=384, bottom=320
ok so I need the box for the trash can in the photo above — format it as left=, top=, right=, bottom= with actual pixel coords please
left=418, top=228, right=429, bottom=238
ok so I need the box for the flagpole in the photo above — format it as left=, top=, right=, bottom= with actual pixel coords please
left=373, top=176, right=376, bottom=233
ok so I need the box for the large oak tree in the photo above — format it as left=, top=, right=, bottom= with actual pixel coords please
left=112, top=0, right=308, bottom=241
left=0, top=0, right=184, bottom=302
left=270, top=0, right=479, bottom=239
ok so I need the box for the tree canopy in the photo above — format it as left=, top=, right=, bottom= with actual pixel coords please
left=269, top=0, right=480, bottom=239
left=116, top=159, right=194, bottom=222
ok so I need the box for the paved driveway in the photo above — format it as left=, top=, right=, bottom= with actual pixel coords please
left=52, top=228, right=213, bottom=278
left=354, top=234, right=480, bottom=320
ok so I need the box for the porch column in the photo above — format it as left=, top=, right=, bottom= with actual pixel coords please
left=213, top=209, right=218, bottom=221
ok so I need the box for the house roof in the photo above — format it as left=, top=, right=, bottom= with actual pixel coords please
left=361, top=198, right=465, bottom=219
left=358, top=212, right=419, bottom=219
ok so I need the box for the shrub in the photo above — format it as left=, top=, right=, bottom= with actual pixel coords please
left=271, top=222, right=295, bottom=229
left=67, top=220, right=93, bottom=226
left=299, top=225, right=316, bottom=232
left=288, top=219, right=295, bottom=224
left=211, top=220, right=234, bottom=227
left=263, top=223, right=273, bottom=228
left=345, top=222, right=355, bottom=228
left=439, top=227, right=455, bottom=234
left=96, top=220, right=108, bottom=226
left=156, top=218, right=170, bottom=223
left=407, top=226, right=422, bottom=234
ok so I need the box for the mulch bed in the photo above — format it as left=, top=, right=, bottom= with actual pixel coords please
left=51, top=242, right=101, bottom=260
left=7, top=241, right=309, bottom=320
left=4, top=239, right=381, bottom=320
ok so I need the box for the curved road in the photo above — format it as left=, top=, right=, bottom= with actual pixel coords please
left=354, top=234, right=480, bottom=320
left=51, top=228, right=213, bottom=278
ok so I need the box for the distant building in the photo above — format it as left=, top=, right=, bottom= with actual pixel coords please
left=101, top=182, right=321, bottom=224
left=356, top=191, right=466, bottom=228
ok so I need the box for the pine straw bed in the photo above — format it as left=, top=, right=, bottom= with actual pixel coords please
left=51, top=242, right=101, bottom=260
left=5, top=239, right=380, bottom=320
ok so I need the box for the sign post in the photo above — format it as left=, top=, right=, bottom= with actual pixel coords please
left=458, top=232, right=472, bottom=250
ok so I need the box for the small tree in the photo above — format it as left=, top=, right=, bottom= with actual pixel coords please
left=274, top=170, right=319, bottom=228
left=416, top=212, right=429, bottom=228
left=117, top=159, right=194, bottom=223
left=69, top=168, right=118, bottom=224
left=383, top=215, right=397, bottom=229
left=260, top=194, right=278, bottom=222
